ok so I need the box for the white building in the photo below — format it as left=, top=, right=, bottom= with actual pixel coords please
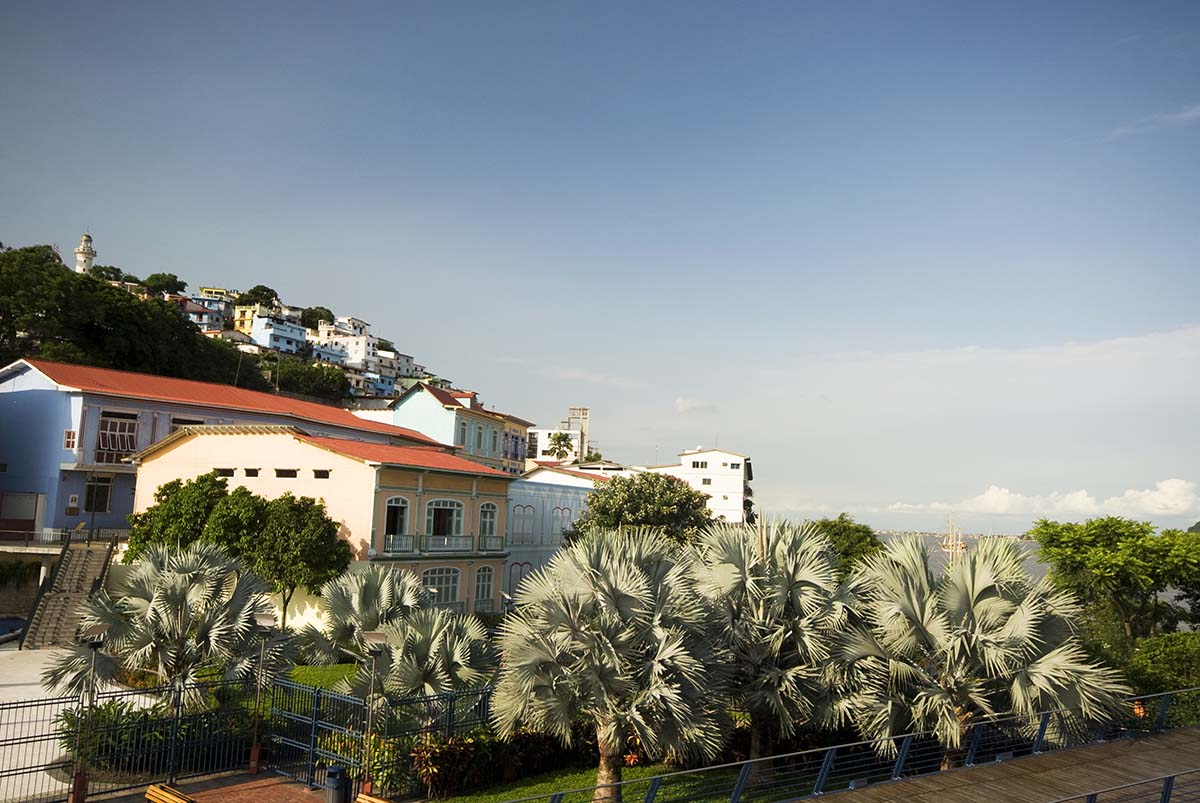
left=74, top=233, right=96, bottom=274
left=641, top=448, right=754, bottom=523
left=250, top=315, right=307, bottom=354
left=527, top=407, right=591, bottom=464
left=310, top=318, right=380, bottom=372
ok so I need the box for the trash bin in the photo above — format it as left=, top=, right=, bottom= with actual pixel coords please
left=326, top=766, right=350, bottom=803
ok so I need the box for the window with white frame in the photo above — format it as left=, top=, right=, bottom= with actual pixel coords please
left=96, top=411, right=138, bottom=463
left=479, top=502, right=498, bottom=538
left=475, top=566, right=494, bottom=607
left=476, top=426, right=483, bottom=449
left=702, top=478, right=712, bottom=486
left=730, top=462, right=741, bottom=470
left=491, top=430, right=498, bottom=454
left=63, top=430, right=77, bottom=450
left=425, top=499, right=464, bottom=536
left=691, top=460, right=708, bottom=469
left=422, top=567, right=460, bottom=608
left=384, top=497, right=409, bottom=551
left=457, top=421, right=467, bottom=446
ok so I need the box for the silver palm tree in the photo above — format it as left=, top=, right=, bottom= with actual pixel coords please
left=492, top=529, right=730, bottom=803
left=834, top=536, right=1129, bottom=768
left=43, top=543, right=286, bottom=700
left=691, top=519, right=846, bottom=761
left=295, top=564, right=430, bottom=664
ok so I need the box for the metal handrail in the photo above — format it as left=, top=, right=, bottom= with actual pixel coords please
left=89, top=532, right=119, bottom=597
left=1041, top=767, right=1200, bottom=803
left=18, top=535, right=72, bottom=649
left=496, top=687, right=1200, bottom=803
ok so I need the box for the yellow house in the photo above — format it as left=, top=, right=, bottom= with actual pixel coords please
left=130, top=425, right=513, bottom=615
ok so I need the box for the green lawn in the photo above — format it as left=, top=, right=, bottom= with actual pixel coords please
left=445, top=763, right=668, bottom=803
left=289, top=663, right=357, bottom=689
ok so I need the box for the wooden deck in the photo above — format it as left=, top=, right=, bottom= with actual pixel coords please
left=828, top=728, right=1200, bottom=803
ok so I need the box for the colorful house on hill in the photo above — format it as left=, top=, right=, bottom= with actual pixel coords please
left=130, top=426, right=512, bottom=615
left=0, top=359, right=445, bottom=535
left=353, top=384, right=533, bottom=475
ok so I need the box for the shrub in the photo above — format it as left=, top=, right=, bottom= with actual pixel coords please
left=1126, top=632, right=1200, bottom=727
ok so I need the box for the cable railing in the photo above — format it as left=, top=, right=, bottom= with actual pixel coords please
left=1042, top=767, right=1200, bottom=803
left=496, top=687, right=1200, bottom=803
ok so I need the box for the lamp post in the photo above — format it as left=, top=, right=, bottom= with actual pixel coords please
left=362, top=630, right=388, bottom=795
left=70, top=622, right=110, bottom=803
left=249, top=611, right=276, bottom=774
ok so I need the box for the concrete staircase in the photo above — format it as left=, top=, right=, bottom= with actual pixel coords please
left=22, top=543, right=112, bottom=649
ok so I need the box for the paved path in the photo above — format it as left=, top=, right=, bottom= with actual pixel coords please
left=828, top=727, right=1200, bottom=803
left=98, top=775, right=329, bottom=802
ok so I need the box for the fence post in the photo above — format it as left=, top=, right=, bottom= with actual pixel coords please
left=812, top=746, right=837, bottom=796
left=305, top=689, right=323, bottom=788
left=964, top=724, right=983, bottom=767
left=1160, top=775, right=1175, bottom=803
left=1154, top=695, right=1174, bottom=733
left=728, top=762, right=752, bottom=803
left=643, top=775, right=664, bottom=803
left=891, top=735, right=913, bottom=780
left=444, top=691, right=456, bottom=739
left=167, top=681, right=184, bottom=784
left=1032, top=712, right=1051, bottom=754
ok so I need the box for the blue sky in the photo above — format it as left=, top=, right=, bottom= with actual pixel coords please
left=2, top=2, right=1198, bottom=532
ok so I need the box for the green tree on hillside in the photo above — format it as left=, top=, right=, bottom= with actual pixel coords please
left=270, top=354, right=350, bottom=400
left=572, top=472, right=713, bottom=547
left=89, top=265, right=124, bottom=283
left=141, top=272, right=187, bottom=294
left=300, top=305, right=334, bottom=330
left=0, top=245, right=270, bottom=390
left=236, top=284, right=279, bottom=307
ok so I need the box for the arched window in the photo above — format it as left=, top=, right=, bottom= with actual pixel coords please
left=506, top=562, right=533, bottom=596
left=510, top=504, right=535, bottom=544
left=474, top=566, right=494, bottom=613
left=425, top=499, right=464, bottom=536
left=479, top=503, right=498, bottom=538
left=551, top=506, right=573, bottom=544
left=383, top=496, right=409, bottom=553
left=422, top=567, right=460, bottom=611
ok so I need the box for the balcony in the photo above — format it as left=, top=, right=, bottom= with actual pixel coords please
left=383, top=534, right=415, bottom=554
left=432, top=600, right=464, bottom=614
left=473, top=599, right=494, bottom=614
left=479, top=536, right=504, bottom=552
left=422, top=535, right=475, bottom=553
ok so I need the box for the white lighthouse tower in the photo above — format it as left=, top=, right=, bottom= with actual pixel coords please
left=74, top=232, right=96, bottom=274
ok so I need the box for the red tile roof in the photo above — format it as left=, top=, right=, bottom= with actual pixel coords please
left=296, top=434, right=511, bottom=477
left=22, top=359, right=445, bottom=447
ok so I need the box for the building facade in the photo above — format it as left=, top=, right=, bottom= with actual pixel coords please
left=504, top=465, right=603, bottom=593
left=249, top=315, right=307, bottom=354
left=131, top=427, right=512, bottom=616
left=642, top=448, right=754, bottom=523
left=0, top=359, right=445, bottom=534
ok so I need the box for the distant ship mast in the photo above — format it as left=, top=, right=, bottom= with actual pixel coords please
left=942, top=512, right=967, bottom=558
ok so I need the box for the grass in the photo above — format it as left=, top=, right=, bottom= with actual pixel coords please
left=444, top=763, right=668, bottom=803
left=289, top=663, right=357, bottom=689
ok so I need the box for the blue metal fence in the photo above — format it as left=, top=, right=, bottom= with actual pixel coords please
left=495, top=688, right=1200, bottom=803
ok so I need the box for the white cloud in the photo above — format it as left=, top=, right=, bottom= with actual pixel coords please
left=1110, top=103, right=1200, bottom=138
left=673, top=396, right=716, bottom=415
left=890, top=479, right=1199, bottom=519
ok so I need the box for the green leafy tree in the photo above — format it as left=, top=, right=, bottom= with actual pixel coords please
left=272, top=355, right=350, bottom=400
left=89, top=265, right=124, bottom=283
left=582, top=450, right=604, bottom=462
left=492, top=531, right=729, bottom=802
left=835, top=537, right=1129, bottom=768
left=573, top=472, right=713, bottom=546
left=376, top=337, right=395, bottom=352
left=243, top=493, right=352, bottom=629
left=691, top=520, right=845, bottom=761
left=813, top=513, right=883, bottom=577
left=125, top=472, right=230, bottom=561
left=43, top=543, right=290, bottom=698
left=236, top=284, right=279, bottom=307
left=301, top=305, right=335, bottom=330
left=201, top=486, right=268, bottom=555
left=141, top=272, right=187, bottom=294
left=546, top=431, right=574, bottom=460
left=1125, top=632, right=1200, bottom=694
left=1030, top=517, right=1199, bottom=642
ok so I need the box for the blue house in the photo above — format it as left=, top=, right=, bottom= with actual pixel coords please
left=0, top=359, right=447, bottom=535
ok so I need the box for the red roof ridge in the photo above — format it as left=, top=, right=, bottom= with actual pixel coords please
left=21, top=359, right=446, bottom=448
left=294, top=433, right=511, bottom=477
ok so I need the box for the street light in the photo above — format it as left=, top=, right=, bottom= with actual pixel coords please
left=362, top=630, right=388, bottom=795
left=249, top=611, right=276, bottom=774
left=70, top=622, right=110, bottom=803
